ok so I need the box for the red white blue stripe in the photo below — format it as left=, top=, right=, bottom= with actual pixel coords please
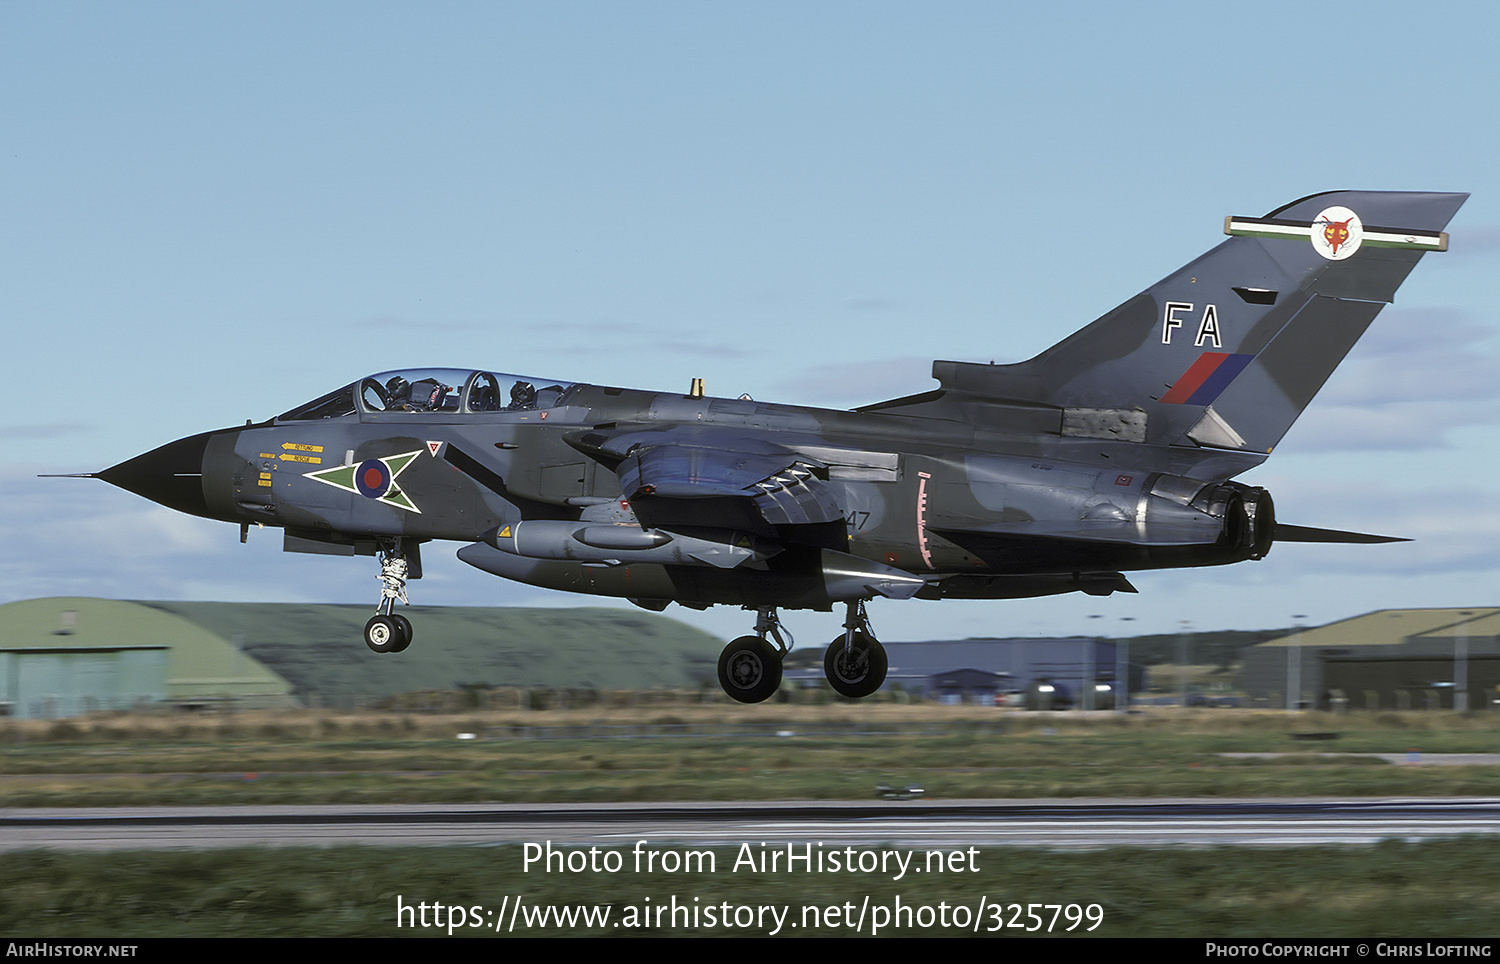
left=1161, top=352, right=1255, bottom=405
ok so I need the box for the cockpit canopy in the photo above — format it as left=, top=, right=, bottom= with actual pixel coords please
left=278, top=369, right=576, bottom=421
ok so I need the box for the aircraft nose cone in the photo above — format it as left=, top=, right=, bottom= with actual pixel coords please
left=97, top=431, right=215, bottom=518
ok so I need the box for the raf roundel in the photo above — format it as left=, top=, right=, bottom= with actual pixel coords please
left=302, top=450, right=423, bottom=513
left=355, top=459, right=392, bottom=499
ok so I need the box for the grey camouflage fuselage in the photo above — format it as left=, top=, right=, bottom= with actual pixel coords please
left=88, top=190, right=1468, bottom=700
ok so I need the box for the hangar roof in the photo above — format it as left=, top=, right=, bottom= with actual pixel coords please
left=0, top=597, right=292, bottom=701
left=1257, top=608, right=1500, bottom=649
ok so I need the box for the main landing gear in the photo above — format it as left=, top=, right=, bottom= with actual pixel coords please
left=715, top=601, right=888, bottom=703
left=717, top=607, right=791, bottom=704
left=824, top=600, right=887, bottom=699
left=364, top=545, right=413, bottom=654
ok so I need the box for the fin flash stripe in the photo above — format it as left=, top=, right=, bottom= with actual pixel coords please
left=1161, top=352, right=1255, bottom=405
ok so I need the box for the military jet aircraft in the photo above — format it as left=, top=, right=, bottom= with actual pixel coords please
left=76, top=190, right=1466, bottom=702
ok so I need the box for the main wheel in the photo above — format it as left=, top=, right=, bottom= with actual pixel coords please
left=364, top=615, right=407, bottom=654
left=717, top=635, right=783, bottom=704
left=824, top=632, right=888, bottom=698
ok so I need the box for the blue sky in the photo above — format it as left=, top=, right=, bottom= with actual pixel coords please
left=5, top=1, right=1499, bottom=648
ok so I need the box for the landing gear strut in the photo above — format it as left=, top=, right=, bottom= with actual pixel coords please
left=364, top=544, right=413, bottom=654
left=717, top=607, right=792, bottom=704
left=823, top=600, right=887, bottom=698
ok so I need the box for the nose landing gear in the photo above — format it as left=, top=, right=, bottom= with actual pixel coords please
left=363, top=545, right=413, bottom=654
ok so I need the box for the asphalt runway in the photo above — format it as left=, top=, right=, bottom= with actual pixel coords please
left=4, top=798, right=1500, bottom=851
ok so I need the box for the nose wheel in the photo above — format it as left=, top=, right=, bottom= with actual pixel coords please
left=364, top=613, right=412, bottom=653
left=364, top=545, right=414, bottom=654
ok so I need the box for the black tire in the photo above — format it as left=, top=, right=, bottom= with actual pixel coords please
left=391, top=614, right=413, bottom=653
left=364, top=615, right=405, bottom=654
left=717, top=635, right=783, bottom=703
left=824, top=632, right=887, bottom=698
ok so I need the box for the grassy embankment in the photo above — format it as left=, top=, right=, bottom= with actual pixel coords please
left=4, top=703, right=1499, bottom=806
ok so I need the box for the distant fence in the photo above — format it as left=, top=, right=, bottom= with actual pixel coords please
left=481, top=721, right=1004, bottom=740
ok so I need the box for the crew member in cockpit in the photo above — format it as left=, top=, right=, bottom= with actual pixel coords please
left=507, top=381, right=537, bottom=411
left=385, top=376, right=415, bottom=410
left=385, top=375, right=452, bottom=412
left=410, top=378, right=451, bottom=411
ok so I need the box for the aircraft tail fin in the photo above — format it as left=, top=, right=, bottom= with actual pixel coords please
left=883, top=191, right=1467, bottom=458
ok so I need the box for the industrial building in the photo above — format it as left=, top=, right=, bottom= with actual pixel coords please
left=879, top=637, right=1146, bottom=707
left=1238, top=608, right=1500, bottom=710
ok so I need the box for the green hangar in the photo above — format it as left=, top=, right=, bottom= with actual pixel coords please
left=1238, top=608, right=1500, bottom=711
left=0, top=597, right=293, bottom=718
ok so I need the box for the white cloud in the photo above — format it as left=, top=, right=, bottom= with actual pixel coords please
left=1282, top=310, right=1500, bottom=453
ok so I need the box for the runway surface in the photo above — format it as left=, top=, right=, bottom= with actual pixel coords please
left=5, top=798, right=1500, bottom=851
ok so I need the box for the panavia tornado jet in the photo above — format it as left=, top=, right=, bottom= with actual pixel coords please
left=77, top=190, right=1466, bottom=702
